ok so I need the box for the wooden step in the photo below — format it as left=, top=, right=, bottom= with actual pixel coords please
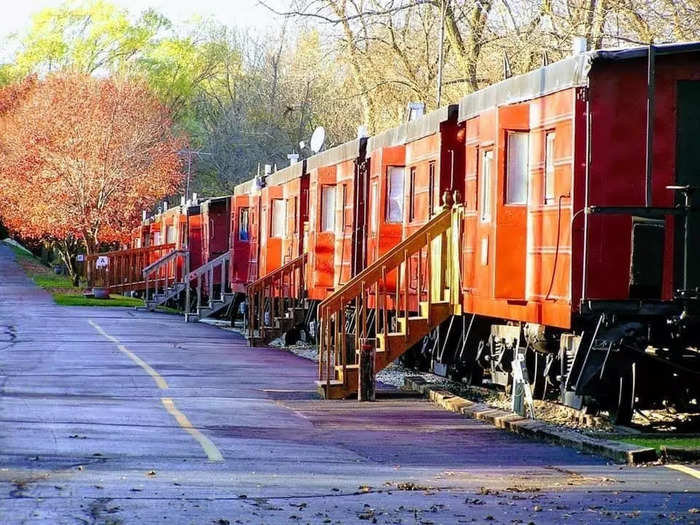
left=376, top=329, right=430, bottom=360
left=315, top=364, right=359, bottom=399
left=396, top=315, right=429, bottom=334
left=419, top=300, right=453, bottom=319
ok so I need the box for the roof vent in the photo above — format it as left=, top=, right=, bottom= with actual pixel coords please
left=573, top=36, right=587, bottom=55
left=287, top=153, right=299, bottom=165
left=264, top=164, right=272, bottom=176
left=357, top=125, right=368, bottom=139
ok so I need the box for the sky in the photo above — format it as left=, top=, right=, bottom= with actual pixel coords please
left=0, top=0, right=285, bottom=38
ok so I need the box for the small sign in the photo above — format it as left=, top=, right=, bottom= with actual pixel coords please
left=95, top=256, right=109, bottom=269
left=76, top=254, right=85, bottom=262
left=511, top=353, right=535, bottom=419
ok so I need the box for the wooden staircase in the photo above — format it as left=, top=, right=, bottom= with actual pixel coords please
left=143, top=249, right=189, bottom=310
left=316, top=194, right=463, bottom=399
left=246, top=253, right=308, bottom=346
left=183, top=251, right=233, bottom=322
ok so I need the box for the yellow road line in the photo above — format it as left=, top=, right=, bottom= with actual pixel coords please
left=89, top=320, right=168, bottom=389
left=89, top=319, right=223, bottom=462
left=161, top=398, right=224, bottom=462
left=665, top=464, right=700, bottom=480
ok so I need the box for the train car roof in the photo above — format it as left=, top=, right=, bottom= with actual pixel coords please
left=306, top=138, right=365, bottom=171
left=367, top=105, right=458, bottom=152
left=266, top=159, right=306, bottom=187
left=200, top=195, right=232, bottom=210
left=233, top=179, right=256, bottom=196
left=458, top=41, right=700, bottom=122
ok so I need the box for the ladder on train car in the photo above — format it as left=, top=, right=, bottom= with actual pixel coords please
left=317, top=194, right=463, bottom=399
left=246, top=253, right=308, bottom=346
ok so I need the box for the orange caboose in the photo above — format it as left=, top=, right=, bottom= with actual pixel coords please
left=306, top=139, right=367, bottom=300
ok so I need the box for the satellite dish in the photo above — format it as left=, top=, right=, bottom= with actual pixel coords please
left=310, top=126, right=325, bottom=153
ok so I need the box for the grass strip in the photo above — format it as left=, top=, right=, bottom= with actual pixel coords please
left=3, top=239, right=144, bottom=308
left=616, top=436, right=700, bottom=451
left=53, top=294, right=144, bottom=307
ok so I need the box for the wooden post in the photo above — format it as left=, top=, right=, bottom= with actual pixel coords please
left=358, top=340, right=375, bottom=401
left=185, top=251, right=191, bottom=318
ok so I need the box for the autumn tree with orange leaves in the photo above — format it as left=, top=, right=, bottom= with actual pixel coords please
left=0, top=73, right=184, bottom=273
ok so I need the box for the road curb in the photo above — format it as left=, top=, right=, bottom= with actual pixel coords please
left=404, top=376, right=658, bottom=465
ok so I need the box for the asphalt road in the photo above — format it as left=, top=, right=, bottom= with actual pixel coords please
left=0, top=243, right=698, bottom=524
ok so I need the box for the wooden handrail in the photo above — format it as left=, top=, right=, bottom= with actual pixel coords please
left=248, top=253, right=307, bottom=295
left=143, top=249, right=188, bottom=276
left=86, top=244, right=176, bottom=260
left=186, top=251, right=231, bottom=281
left=319, top=207, right=451, bottom=316
left=86, top=243, right=177, bottom=292
left=317, top=194, right=463, bottom=393
left=246, top=253, right=307, bottom=342
left=184, top=251, right=232, bottom=319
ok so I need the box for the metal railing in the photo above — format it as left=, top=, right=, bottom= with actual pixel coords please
left=247, top=253, right=307, bottom=342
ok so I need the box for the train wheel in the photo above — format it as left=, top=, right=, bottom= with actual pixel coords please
left=608, top=365, right=635, bottom=426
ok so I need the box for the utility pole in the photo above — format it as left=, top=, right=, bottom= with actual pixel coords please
left=178, top=148, right=211, bottom=202
left=436, top=0, right=446, bottom=107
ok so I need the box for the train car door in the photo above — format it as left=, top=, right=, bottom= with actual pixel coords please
left=351, top=156, right=369, bottom=276
left=476, top=147, right=495, bottom=296
left=494, top=105, right=529, bottom=300
left=675, top=80, right=700, bottom=291
left=248, top=195, right=260, bottom=283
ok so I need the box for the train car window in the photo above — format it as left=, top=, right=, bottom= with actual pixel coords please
left=506, top=131, right=529, bottom=205
left=321, top=185, right=336, bottom=232
left=166, top=225, right=177, bottom=244
left=270, top=199, right=286, bottom=238
left=293, top=197, right=298, bottom=233
left=239, top=208, right=249, bottom=241
left=480, top=150, right=493, bottom=222
left=371, top=182, right=379, bottom=233
left=386, top=166, right=405, bottom=223
left=409, top=167, right=417, bottom=222
left=341, top=184, right=347, bottom=230
left=428, top=161, right=436, bottom=217
left=544, top=131, right=556, bottom=204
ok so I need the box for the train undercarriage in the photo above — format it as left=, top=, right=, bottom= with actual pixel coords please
left=402, top=301, right=700, bottom=426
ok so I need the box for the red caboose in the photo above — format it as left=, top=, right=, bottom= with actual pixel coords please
left=453, top=43, right=700, bottom=421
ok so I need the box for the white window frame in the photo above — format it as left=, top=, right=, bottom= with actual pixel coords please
left=544, top=131, right=556, bottom=204
left=386, top=166, right=405, bottom=223
left=370, top=182, right=379, bottom=233
left=480, top=150, right=494, bottom=222
left=270, top=199, right=286, bottom=238
left=239, top=208, right=249, bottom=241
left=321, top=185, right=336, bottom=233
left=505, top=131, right=529, bottom=205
